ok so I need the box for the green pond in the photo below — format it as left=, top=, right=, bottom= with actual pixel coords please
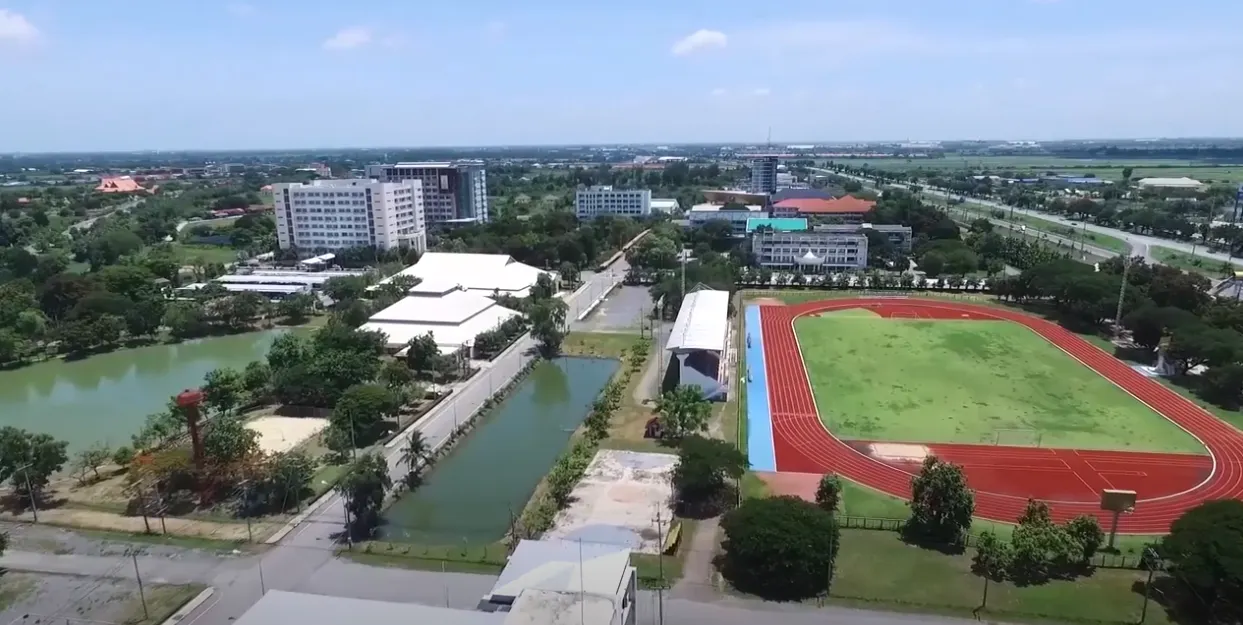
left=380, top=356, right=619, bottom=545
left=0, top=331, right=288, bottom=452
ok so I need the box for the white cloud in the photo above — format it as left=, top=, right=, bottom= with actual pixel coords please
left=752, top=87, right=771, bottom=96
left=710, top=88, right=727, bottom=97
left=0, top=9, right=40, bottom=45
left=671, top=29, right=727, bottom=56
left=323, top=27, right=372, bottom=51
left=226, top=3, right=256, bottom=17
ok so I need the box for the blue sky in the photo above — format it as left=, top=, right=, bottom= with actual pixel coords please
left=2, top=0, right=1241, bottom=152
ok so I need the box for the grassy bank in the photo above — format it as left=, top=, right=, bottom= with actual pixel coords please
left=830, top=530, right=1169, bottom=625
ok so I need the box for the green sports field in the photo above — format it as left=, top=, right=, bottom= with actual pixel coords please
left=795, top=310, right=1205, bottom=453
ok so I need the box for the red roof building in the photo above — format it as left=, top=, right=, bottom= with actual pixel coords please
left=772, top=196, right=877, bottom=223
left=95, top=176, right=147, bottom=193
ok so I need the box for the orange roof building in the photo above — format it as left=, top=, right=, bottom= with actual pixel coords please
left=95, top=176, right=146, bottom=193
left=773, top=196, right=876, bottom=221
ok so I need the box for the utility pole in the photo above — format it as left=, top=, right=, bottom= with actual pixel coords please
left=1113, top=255, right=1131, bottom=332
left=653, top=508, right=666, bottom=625
left=18, top=465, right=38, bottom=523
left=132, top=551, right=149, bottom=620
left=1139, top=548, right=1157, bottom=624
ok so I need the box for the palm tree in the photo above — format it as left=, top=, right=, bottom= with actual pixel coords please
left=400, top=430, right=431, bottom=475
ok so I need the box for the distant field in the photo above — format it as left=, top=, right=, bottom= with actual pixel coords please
left=173, top=243, right=240, bottom=265
left=1151, top=247, right=1235, bottom=279
left=823, top=156, right=1243, bottom=183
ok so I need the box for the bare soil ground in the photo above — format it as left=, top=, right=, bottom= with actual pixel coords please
left=0, top=572, right=204, bottom=625
left=755, top=471, right=820, bottom=501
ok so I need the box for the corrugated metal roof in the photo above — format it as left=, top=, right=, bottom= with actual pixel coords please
left=368, top=290, right=495, bottom=325
left=378, top=252, right=552, bottom=295
left=664, top=289, right=730, bottom=352
left=232, top=591, right=502, bottom=625
left=489, top=539, right=630, bottom=601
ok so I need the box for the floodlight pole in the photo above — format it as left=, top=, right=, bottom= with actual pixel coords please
left=1113, top=254, right=1131, bottom=333
left=1107, top=509, right=1122, bottom=551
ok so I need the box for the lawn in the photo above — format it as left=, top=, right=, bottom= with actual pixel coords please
left=830, top=529, right=1170, bottom=625
left=794, top=311, right=1204, bottom=453
left=172, top=243, right=241, bottom=265
left=951, top=201, right=1131, bottom=254
left=1151, top=246, right=1235, bottom=279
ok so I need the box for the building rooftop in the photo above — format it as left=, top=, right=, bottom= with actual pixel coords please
left=96, top=177, right=145, bottom=193
left=391, top=161, right=455, bottom=168
left=776, top=196, right=876, bottom=215
left=380, top=252, right=552, bottom=297
left=702, top=189, right=770, bottom=205
left=361, top=303, right=520, bottom=353
left=368, top=289, right=495, bottom=325
left=1137, top=177, right=1204, bottom=188
left=664, top=288, right=730, bottom=353
left=689, top=203, right=765, bottom=213
left=771, top=188, right=834, bottom=202
left=746, top=217, right=808, bottom=233
left=232, top=591, right=501, bottom=625
left=503, top=589, right=617, bottom=625
left=488, top=539, right=631, bottom=602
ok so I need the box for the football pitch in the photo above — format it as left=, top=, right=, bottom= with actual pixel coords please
left=793, top=311, right=1204, bottom=453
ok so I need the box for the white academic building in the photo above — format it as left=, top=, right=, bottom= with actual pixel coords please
left=575, top=186, right=652, bottom=220
left=751, top=228, right=868, bottom=271
left=271, top=179, right=426, bottom=252
left=364, top=161, right=489, bottom=224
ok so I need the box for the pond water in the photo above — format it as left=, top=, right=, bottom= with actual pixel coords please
left=379, top=356, right=619, bottom=545
left=0, top=331, right=287, bottom=452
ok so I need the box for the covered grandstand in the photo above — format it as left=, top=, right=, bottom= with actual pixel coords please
left=663, top=287, right=730, bottom=400
left=359, top=280, right=521, bottom=356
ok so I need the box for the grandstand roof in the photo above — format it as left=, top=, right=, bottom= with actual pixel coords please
left=664, top=289, right=729, bottom=353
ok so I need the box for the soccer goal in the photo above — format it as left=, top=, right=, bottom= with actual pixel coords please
left=994, top=428, right=1043, bottom=447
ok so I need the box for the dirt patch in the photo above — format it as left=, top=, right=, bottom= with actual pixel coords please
left=0, top=507, right=276, bottom=542
left=755, top=471, right=820, bottom=502
left=751, top=298, right=785, bottom=307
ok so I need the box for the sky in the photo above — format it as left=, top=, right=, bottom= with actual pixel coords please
left=2, top=0, right=1242, bottom=152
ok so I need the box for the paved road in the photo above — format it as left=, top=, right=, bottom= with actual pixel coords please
left=812, top=167, right=1242, bottom=267
left=0, top=550, right=987, bottom=625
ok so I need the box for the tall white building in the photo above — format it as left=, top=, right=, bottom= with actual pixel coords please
left=575, top=185, right=652, bottom=220
left=364, top=162, right=488, bottom=224
left=272, top=179, right=426, bottom=253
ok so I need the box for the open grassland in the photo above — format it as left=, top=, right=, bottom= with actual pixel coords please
left=1152, top=246, right=1235, bottom=279
left=794, top=311, right=1203, bottom=453
left=824, top=156, right=1243, bottom=183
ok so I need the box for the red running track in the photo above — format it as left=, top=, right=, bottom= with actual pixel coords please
left=761, top=298, right=1243, bottom=533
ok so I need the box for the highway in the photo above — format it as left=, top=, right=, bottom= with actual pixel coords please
left=175, top=261, right=628, bottom=625
left=811, top=167, right=1243, bottom=268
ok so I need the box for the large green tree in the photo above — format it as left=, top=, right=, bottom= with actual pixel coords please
left=672, top=435, right=748, bottom=516
left=1160, top=499, right=1243, bottom=620
left=0, top=427, right=70, bottom=505
left=336, top=452, right=392, bottom=540
left=719, top=496, right=840, bottom=601
left=654, top=385, right=711, bottom=439
left=905, top=456, right=975, bottom=548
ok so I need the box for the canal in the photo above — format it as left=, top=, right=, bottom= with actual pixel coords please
left=380, top=356, right=619, bottom=545
left=0, top=331, right=287, bottom=452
